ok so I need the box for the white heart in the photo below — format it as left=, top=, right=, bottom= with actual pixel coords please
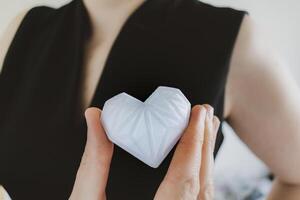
left=101, top=86, right=191, bottom=168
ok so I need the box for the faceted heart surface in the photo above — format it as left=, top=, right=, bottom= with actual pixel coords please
left=101, top=86, right=191, bottom=168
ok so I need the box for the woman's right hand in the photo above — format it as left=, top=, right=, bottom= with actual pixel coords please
left=70, top=105, right=220, bottom=200
left=154, top=105, right=220, bottom=200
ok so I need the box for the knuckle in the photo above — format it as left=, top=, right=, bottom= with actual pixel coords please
left=186, top=183, right=200, bottom=197
left=203, top=104, right=214, bottom=112
left=205, top=129, right=217, bottom=147
left=192, top=105, right=206, bottom=117
left=180, top=129, right=204, bottom=148
left=164, top=176, right=200, bottom=199
left=207, top=136, right=216, bottom=147
left=201, top=182, right=215, bottom=200
left=181, top=177, right=200, bottom=197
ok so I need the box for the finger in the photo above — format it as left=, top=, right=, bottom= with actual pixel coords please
left=84, top=107, right=113, bottom=161
left=164, top=105, right=207, bottom=193
left=198, top=105, right=220, bottom=200
left=212, top=116, right=221, bottom=150
left=70, top=107, right=114, bottom=200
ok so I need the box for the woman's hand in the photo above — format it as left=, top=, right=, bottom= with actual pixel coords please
left=154, top=105, right=220, bottom=200
left=69, top=108, right=114, bottom=200
left=69, top=105, right=220, bottom=200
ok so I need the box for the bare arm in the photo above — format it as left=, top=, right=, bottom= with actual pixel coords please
left=0, top=10, right=27, bottom=73
left=225, top=15, right=300, bottom=199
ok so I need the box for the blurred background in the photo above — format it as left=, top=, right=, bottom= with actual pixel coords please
left=0, top=0, right=299, bottom=199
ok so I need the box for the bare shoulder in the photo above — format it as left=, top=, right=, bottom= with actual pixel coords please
left=224, top=14, right=300, bottom=183
left=0, top=9, right=29, bottom=73
left=224, top=14, right=284, bottom=118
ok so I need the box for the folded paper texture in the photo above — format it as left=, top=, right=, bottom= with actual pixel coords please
left=101, top=86, right=191, bottom=168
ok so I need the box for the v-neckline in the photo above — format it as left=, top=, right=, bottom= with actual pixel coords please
left=79, top=0, right=158, bottom=109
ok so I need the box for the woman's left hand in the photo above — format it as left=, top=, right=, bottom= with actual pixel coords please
left=69, top=108, right=114, bottom=200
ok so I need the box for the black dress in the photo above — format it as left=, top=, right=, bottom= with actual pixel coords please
left=0, top=0, right=247, bottom=199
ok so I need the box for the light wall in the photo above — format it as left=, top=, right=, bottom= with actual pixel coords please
left=203, top=0, right=300, bottom=79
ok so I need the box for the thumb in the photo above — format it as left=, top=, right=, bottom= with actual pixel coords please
left=70, top=107, right=114, bottom=200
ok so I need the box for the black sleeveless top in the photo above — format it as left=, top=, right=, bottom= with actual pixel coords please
left=0, top=0, right=246, bottom=199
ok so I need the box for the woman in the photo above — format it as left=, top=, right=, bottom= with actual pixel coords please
left=1, top=0, right=300, bottom=199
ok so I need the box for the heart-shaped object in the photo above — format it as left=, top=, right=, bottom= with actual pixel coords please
left=101, top=86, right=191, bottom=168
